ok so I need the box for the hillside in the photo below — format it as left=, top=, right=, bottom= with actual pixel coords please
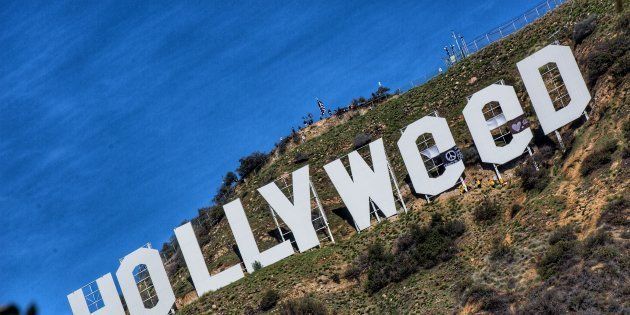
left=158, top=0, right=629, bottom=313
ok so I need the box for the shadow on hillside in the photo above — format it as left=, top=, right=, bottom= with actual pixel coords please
left=331, top=206, right=357, bottom=230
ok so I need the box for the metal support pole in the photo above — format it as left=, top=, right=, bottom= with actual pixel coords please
left=386, top=159, right=407, bottom=213
left=269, top=206, right=285, bottom=242
left=310, top=179, right=335, bottom=244
left=554, top=130, right=566, bottom=151
left=460, top=176, right=468, bottom=192
left=370, top=200, right=382, bottom=223
left=526, top=146, right=539, bottom=171
left=493, top=163, right=502, bottom=181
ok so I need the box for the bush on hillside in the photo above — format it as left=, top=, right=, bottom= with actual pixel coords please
left=462, top=146, right=480, bottom=166
left=538, top=239, right=578, bottom=280
left=345, top=215, right=464, bottom=293
left=548, top=225, right=576, bottom=245
left=573, top=15, right=597, bottom=45
left=259, top=289, right=280, bottom=311
left=537, top=227, right=578, bottom=280
left=586, top=34, right=629, bottom=87
left=598, top=196, right=628, bottom=227
left=252, top=260, right=263, bottom=272
left=237, top=151, right=269, bottom=179
left=489, top=238, right=515, bottom=263
left=517, top=161, right=550, bottom=193
left=580, top=139, right=618, bottom=176
left=293, top=152, right=309, bottom=164
left=279, top=296, right=328, bottom=315
left=353, top=133, right=371, bottom=149
left=473, top=197, right=501, bottom=222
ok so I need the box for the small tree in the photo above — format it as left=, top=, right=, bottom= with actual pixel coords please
left=237, top=152, right=269, bottom=179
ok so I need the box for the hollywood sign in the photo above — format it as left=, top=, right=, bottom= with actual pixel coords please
left=68, top=44, right=591, bottom=315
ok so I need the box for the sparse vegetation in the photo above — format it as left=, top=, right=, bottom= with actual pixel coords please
left=598, top=196, right=628, bottom=227
left=344, top=215, right=465, bottom=294
left=580, top=138, right=618, bottom=175
left=279, top=296, right=328, bottom=315
left=517, top=161, right=550, bottom=193
left=489, top=238, right=514, bottom=263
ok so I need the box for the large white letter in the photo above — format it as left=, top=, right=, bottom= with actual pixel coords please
left=116, top=248, right=175, bottom=315
left=397, top=116, right=465, bottom=196
left=258, top=165, right=319, bottom=252
left=67, top=273, right=125, bottom=315
left=174, top=223, right=244, bottom=296
left=463, top=84, right=533, bottom=165
left=517, top=44, right=591, bottom=134
left=223, top=198, right=294, bottom=273
left=323, top=138, right=397, bottom=231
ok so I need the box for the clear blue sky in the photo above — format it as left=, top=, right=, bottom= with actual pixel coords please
left=1, top=1, right=537, bottom=313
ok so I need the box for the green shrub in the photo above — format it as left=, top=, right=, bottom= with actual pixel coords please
left=517, top=162, right=550, bottom=193
left=473, top=197, right=501, bottom=222
left=462, top=146, right=481, bottom=166
left=580, top=139, right=618, bottom=176
left=537, top=240, right=578, bottom=279
left=582, top=230, right=612, bottom=253
left=598, top=196, right=628, bottom=227
left=489, top=239, right=514, bottom=263
left=237, top=151, right=269, bottom=179
left=259, top=289, right=280, bottom=311
left=438, top=219, right=466, bottom=238
left=586, top=35, right=629, bottom=87
left=353, top=133, right=371, bottom=149
left=252, top=260, right=263, bottom=272
left=548, top=225, right=576, bottom=245
left=346, top=216, right=465, bottom=293
left=279, top=296, right=328, bottom=315
left=330, top=273, right=340, bottom=284
left=573, top=15, right=597, bottom=45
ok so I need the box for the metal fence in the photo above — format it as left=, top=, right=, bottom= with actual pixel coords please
left=396, top=0, right=566, bottom=94
left=464, top=0, right=566, bottom=55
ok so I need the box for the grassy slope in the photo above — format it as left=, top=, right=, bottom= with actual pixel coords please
left=171, top=0, right=629, bottom=313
